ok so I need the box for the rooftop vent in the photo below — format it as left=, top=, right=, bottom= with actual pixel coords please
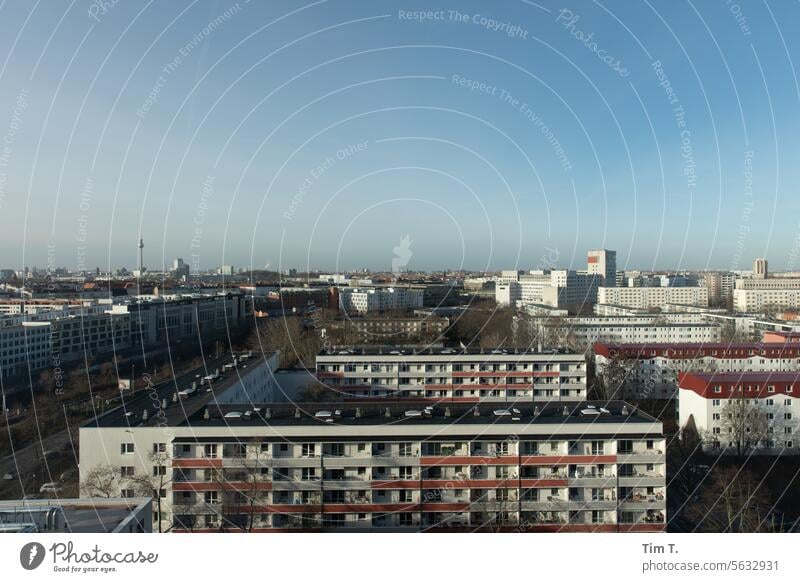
left=404, top=410, right=422, bottom=418
left=562, top=406, right=569, bottom=417
left=315, top=411, right=332, bottom=418
left=493, top=409, right=511, bottom=417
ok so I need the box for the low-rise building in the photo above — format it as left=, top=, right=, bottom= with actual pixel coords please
left=595, top=341, right=800, bottom=399
left=678, top=371, right=800, bottom=454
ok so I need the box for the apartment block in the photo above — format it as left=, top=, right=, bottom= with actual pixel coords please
left=679, top=372, right=800, bottom=454
left=315, top=346, right=587, bottom=402
left=0, top=322, right=51, bottom=378
left=597, top=286, right=708, bottom=310
left=733, top=289, right=800, bottom=312
left=339, top=288, right=424, bottom=314
left=596, top=342, right=800, bottom=399
left=80, top=401, right=666, bottom=532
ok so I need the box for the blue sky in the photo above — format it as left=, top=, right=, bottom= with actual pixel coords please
left=0, top=0, right=799, bottom=273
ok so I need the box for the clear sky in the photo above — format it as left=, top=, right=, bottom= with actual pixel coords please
left=0, top=0, right=799, bottom=274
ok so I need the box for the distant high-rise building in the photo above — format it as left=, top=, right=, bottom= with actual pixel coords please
left=220, top=265, right=235, bottom=276
left=753, top=258, right=768, bottom=279
left=587, top=249, right=617, bottom=287
left=172, top=258, right=190, bottom=278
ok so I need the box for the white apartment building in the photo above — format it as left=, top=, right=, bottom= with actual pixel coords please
left=80, top=400, right=666, bottom=533
left=595, top=342, right=800, bottom=399
left=733, top=289, right=800, bottom=312
left=701, top=272, right=737, bottom=304
left=339, top=287, right=423, bottom=314
left=315, top=346, right=586, bottom=402
left=496, top=270, right=600, bottom=310
left=735, top=278, right=800, bottom=290
left=561, top=323, right=720, bottom=347
left=679, top=372, right=800, bottom=454
left=597, top=286, right=708, bottom=310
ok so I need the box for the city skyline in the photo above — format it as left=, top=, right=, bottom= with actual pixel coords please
left=0, top=2, right=799, bottom=272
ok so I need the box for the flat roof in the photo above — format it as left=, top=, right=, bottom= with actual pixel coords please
left=173, top=400, right=658, bottom=430
left=0, top=498, right=150, bottom=533
left=317, top=346, right=580, bottom=357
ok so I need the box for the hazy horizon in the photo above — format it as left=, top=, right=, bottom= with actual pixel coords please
left=1, top=1, right=799, bottom=273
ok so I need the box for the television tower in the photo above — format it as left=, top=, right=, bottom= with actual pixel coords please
left=138, top=236, right=144, bottom=273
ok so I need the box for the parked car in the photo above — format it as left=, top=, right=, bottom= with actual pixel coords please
left=39, top=482, right=62, bottom=494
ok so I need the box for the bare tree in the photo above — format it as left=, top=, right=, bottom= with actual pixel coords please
left=592, top=354, right=640, bottom=400
left=127, top=450, right=172, bottom=532
left=81, top=464, right=119, bottom=498
left=718, top=397, right=771, bottom=456
left=687, top=466, right=781, bottom=532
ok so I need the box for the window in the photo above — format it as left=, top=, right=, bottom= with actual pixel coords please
left=399, top=442, right=414, bottom=457
left=301, top=443, right=316, bottom=457
left=120, top=466, right=134, bottom=477
left=301, top=468, right=317, bottom=481
left=153, top=465, right=167, bottom=476
left=712, top=399, right=720, bottom=406
left=204, top=444, right=217, bottom=458
left=120, top=489, right=135, bottom=498
left=785, top=399, right=792, bottom=406
left=204, top=491, right=219, bottom=504
left=120, top=443, right=134, bottom=454
left=152, top=443, right=166, bottom=454
left=785, top=413, right=793, bottom=420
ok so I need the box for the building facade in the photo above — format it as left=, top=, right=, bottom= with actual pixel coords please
left=587, top=250, right=617, bottom=287
left=339, top=288, right=424, bottom=314
left=733, top=289, right=800, bottom=312
left=597, top=286, right=709, bottom=310
left=80, top=402, right=666, bottom=532
left=315, top=346, right=586, bottom=402
left=679, top=371, right=799, bottom=454
left=596, top=342, right=800, bottom=399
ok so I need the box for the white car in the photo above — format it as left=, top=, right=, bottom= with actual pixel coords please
left=39, top=482, right=62, bottom=494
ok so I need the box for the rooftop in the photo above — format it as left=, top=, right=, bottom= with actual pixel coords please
left=317, top=346, right=579, bottom=357
left=680, top=371, right=800, bottom=383
left=173, top=400, right=658, bottom=430
left=0, top=498, right=151, bottom=533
